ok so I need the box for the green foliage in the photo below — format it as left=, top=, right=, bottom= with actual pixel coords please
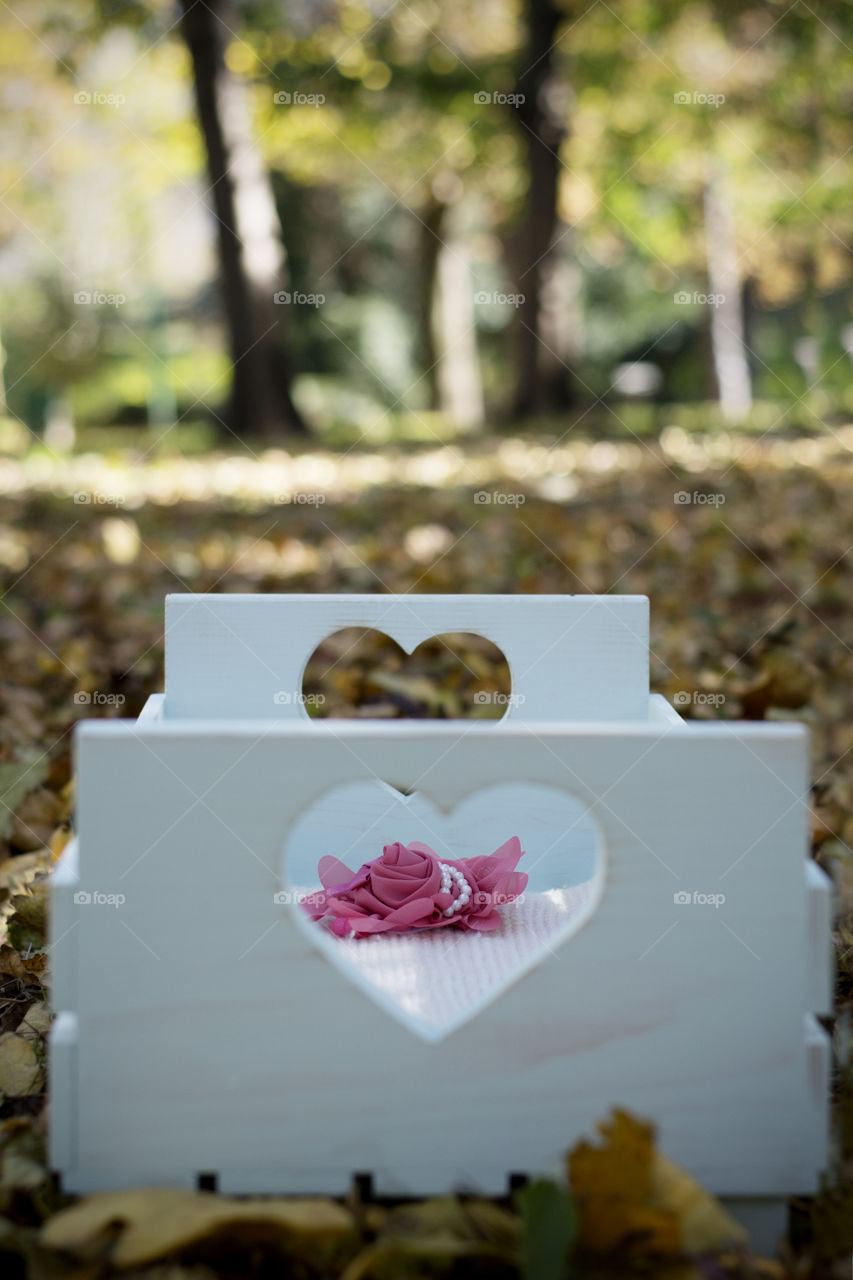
left=517, top=1179, right=577, bottom=1280
left=0, top=1, right=850, bottom=428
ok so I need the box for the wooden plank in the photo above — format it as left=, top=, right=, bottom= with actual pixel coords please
left=806, top=861, right=834, bottom=1016
left=50, top=717, right=824, bottom=1198
left=164, top=594, right=649, bottom=722
left=47, top=1013, right=77, bottom=1175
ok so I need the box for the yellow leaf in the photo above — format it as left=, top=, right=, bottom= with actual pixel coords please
left=568, top=1108, right=744, bottom=1257
left=49, top=821, right=72, bottom=862
left=652, top=1153, right=746, bottom=1254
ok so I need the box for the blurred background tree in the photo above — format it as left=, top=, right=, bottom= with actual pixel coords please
left=0, top=0, right=850, bottom=443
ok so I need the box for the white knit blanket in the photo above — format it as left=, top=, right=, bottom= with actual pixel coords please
left=325, top=883, right=595, bottom=1034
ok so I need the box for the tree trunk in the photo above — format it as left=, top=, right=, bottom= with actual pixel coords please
left=417, top=196, right=445, bottom=411
left=180, top=0, right=306, bottom=437
left=433, top=226, right=484, bottom=430
left=510, top=0, right=576, bottom=419
left=703, top=161, right=752, bottom=422
left=418, top=190, right=484, bottom=429
left=420, top=190, right=484, bottom=429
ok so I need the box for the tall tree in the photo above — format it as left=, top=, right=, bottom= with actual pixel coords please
left=510, top=0, right=576, bottom=418
left=418, top=178, right=484, bottom=430
left=179, top=0, right=306, bottom=437
left=703, top=160, right=752, bottom=420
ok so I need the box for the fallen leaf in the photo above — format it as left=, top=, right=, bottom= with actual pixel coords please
left=49, top=821, right=72, bottom=863
left=0, top=1119, right=49, bottom=1194
left=9, top=787, right=64, bottom=853
left=340, top=1235, right=510, bottom=1280
left=740, top=649, right=814, bottom=720
left=0, top=1033, right=43, bottom=1097
left=0, top=758, right=48, bottom=841
left=652, top=1152, right=746, bottom=1254
left=41, top=1187, right=355, bottom=1268
left=7, top=884, right=47, bottom=952
left=16, top=1001, right=52, bottom=1044
left=568, top=1108, right=744, bottom=1257
left=0, top=944, right=48, bottom=984
left=378, top=1196, right=519, bottom=1250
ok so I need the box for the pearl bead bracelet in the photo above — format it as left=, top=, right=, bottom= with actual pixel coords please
left=437, top=861, right=472, bottom=917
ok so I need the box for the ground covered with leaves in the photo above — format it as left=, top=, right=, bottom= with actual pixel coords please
left=0, top=420, right=852, bottom=1277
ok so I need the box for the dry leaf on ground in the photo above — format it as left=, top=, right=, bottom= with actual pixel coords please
left=41, top=1187, right=356, bottom=1268
left=568, top=1108, right=746, bottom=1257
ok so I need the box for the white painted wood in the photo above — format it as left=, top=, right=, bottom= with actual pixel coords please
left=648, top=693, right=685, bottom=724
left=720, top=1199, right=788, bottom=1256
left=50, top=713, right=828, bottom=1199
left=49, top=836, right=79, bottom=1014
left=137, top=694, right=165, bottom=723
left=163, top=594, right=649, bottom=722
left=48, top=592, right=829, bottom=1204
left=805, top=1014, right=832, bottom=1178
left=806, top=861, right=834, bottom=1016
left=48, top=1013, right=78, bottom=1175
left=285, top=780, right=603, bottom=1040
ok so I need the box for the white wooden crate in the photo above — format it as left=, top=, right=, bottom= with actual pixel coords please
left=49, top=593, right=832, bottom=1250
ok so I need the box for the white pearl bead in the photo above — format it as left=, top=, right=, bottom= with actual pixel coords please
left=435, top=860, right=473, bottom=918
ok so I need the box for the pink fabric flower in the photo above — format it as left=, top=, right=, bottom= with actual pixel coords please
left=300, top=838, right=527, bottom=937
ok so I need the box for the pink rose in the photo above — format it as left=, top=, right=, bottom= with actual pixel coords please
left=301, top=838, right=527, bottom=937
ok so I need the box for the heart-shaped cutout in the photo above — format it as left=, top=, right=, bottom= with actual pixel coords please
left=301, top=629, right=513, bottom=720
left=282, top=781, right=604, bottom=1042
